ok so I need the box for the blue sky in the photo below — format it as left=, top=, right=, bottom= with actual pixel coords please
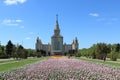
left=0, top=0, right=120, bottom=49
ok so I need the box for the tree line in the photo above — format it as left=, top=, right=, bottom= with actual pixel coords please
left=78, top=43, right=120, bottom=61
left=0, top=40, right=38, bottom=59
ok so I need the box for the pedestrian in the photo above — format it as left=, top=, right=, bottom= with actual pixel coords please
left=103, top=55, right=106, bottom=61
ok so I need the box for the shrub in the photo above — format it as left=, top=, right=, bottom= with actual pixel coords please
left=36, top=52, right=41, bottom=57
left=75, top=52, right=81, bottom=57
left=107, top=53, right=111, bottom=58
left=0, top=52, right=8, bottom=59
left=110, top=52, right=118, bottom=61
left=117, top=53, right=120, bottom=59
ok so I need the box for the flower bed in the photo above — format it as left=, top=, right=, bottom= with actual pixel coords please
left=0, top=58, right=120, bottom=80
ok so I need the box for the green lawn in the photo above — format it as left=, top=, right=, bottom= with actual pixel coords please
left=0, top=57, right=46, bottom=72
left=75, top=57, right=120, bottom=68
left=0, top=59, right=15, bottom=64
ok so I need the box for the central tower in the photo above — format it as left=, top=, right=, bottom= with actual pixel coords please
left=51, top=15, right=63, bottom=55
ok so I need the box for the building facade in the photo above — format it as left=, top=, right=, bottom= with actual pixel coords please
left=35, top=16, right=79, bottom=55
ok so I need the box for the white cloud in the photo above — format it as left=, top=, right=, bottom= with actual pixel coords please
left=1, top=19, right=23, bottom=26
left=16, top=19, right=22, bottom=23
left=18, top=0, right=26, bottom=3
left=4, top=0, right=27, bottom=5
left=2, top=19, right=18, bottom=26
left=89, top=13, right=99, bottom=17
left=25, top=37, right=31, bottom=40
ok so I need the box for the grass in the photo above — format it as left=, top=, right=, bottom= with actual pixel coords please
left=1, top=56, right=120, bottom=72
left=0, top=57, right=46, bottom=72
left=75, top=57, right=120, bottom=68
left=0, top=59, right=15, bottom=63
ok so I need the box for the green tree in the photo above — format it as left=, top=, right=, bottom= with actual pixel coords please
left=113, top=43, right=120, bottom=52
left=75, top=51, right=81, bottom=57
left=12, top=45, right=19, bottom=59
left=94, top=43, right=108, bottom=59
left=80, top=48, right=88, bottom=56
left=0, top=45, right=8, bottom=58
left=110, top=51, right=118, bottom=61
left=6, top=40, right=14, bottom=58
left=17, top=45, right=28, bottom=59
left=27, top=49, right=36, bottom=57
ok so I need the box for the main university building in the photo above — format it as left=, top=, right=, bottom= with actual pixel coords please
left=35, top=16, right=79, bottom=55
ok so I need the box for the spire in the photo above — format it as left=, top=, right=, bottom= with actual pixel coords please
left=54, top=14, right=60, bottom=36
left=73, top=37, right=78, bottom=44
left=55, top=14, right=60, bottom=30
left=37, top=37, right=39, bottom=41
left=75, top=37, right=78, bottom=41
left=75, top=37, right=78, bottom=43
left=56, top=14, right=58, bottom=21
left=37, top=37, right=42, bottom=44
